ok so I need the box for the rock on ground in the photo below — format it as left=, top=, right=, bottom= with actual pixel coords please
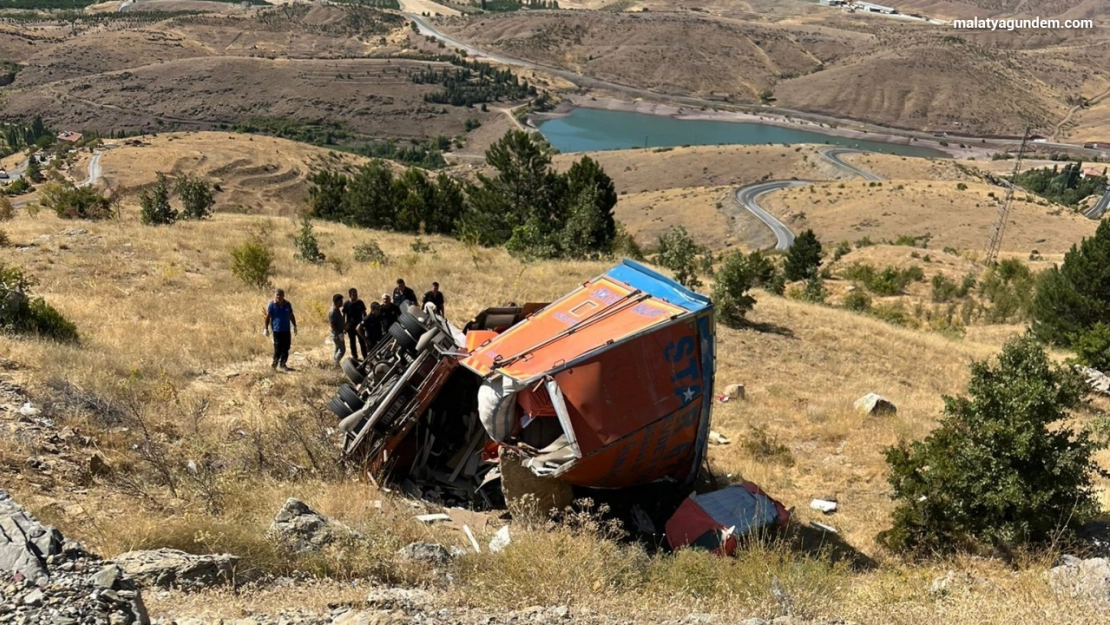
left=1048, top=555, right=1110, bottom=602
left=396, top=542, right=450, bottom=565
left=0, top=489, right=150, bottom=624
left=113, top=548, right=239, bottom=590
left=267, top=498, right=362, bottom=554
left=853, top=393, right=896, bottom=416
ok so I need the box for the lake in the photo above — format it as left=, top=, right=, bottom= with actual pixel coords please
left=535, top=108, right=948, bottom=158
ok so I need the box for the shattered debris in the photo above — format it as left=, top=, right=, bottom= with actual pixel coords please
left=810, top=499, right=837, bottom=514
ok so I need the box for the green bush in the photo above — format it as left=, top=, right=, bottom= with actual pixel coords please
left=0, top=196, right=13, bottom=221
left=1032, top=220, right=1110, bottom=346
left=174, top=174, right=215, bottom=220
left=139, top=173, right=178, bottom=225
left=39, top=181, right=113, bottom=220
left=231, top=233, right=276, bottom=290
left=711, top=250, right=760, bottom=326
left=831, top=240, right=851, bottom=262
left=842, top=288, right=871, bottom=312
left=840, top=263, right=924, bottom=296
left=655, top=226, right=707, bottom=289
left=980, top=259, right=1034, bottom=323
left=292, top=214, right=325, bottom=264
left=0, top=263, right=78, bottom=343
left=1071, top=322, right=1110, bottom=372
left=879, top=335, right=1104, bottom=556
left=353, top=240, right=388, bottom=265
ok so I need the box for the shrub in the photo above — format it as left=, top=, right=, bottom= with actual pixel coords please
left=410, top=238, right=435, bottom=254
left=655, top=226, right=706, bottom=289
left=231, top=233, right=275, bottom=290
left=879, top=335, right=1104, bottom=556
left=353, top=240, right=388, bottom=265
left=1071, top=322, right=1110, bottom=372
left=174, top=174, right=215, bottom=220
left=292, top=214, right=325, bottom=264
left=956, top=182, right=968, bottom=191
left=842, top=288, right=871, bottom=312
left=831, top=240, right=851, bottom=262
left=1032, top=220, right=1110, bottom=346
left=139, top=173, right=178, bottom=225
left=784, top=229, right=822, bottom=281
left=800, top=274, right=826, bottom=304
left=712, top=250, right=759, bottom=327
left=39, top=181, right=113, bottom=220
left=0, top=196, right=13, bottom=221
left=4, top=178, right=31, bottom=196
left=980, top=259, right=1034, bottom=323
left=840, top=263, right=924, bottom=296
left=0, top=230, right=8, bottom=247
left=0, top=263, right=78, bottom=343
left=612, top=223, right=644, bottom=261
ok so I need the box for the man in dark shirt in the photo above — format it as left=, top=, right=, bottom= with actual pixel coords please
left=263, top=288, right=297, bottom=371
left=422, top=281, right=445, bottom=317
left=328, top=293, right=345, bottom=363
left=357, top=302, right=385, bottom=352
left=380, top=293, right=400, bottom=330
left=342, top=288, right=367, bottom=361
left=392, top=278, right=417, bottom=308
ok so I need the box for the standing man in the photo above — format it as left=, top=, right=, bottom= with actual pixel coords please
left=357, top=302, right=385, bottom=353
left=343, top=288, right=368, bottom=362
left=422, top=281, right=445, bottom=317
left=393, top=279, right=417, bottom=308
left=380, top=293, right=400, bottom=329
left=264, top=288, right=297, bottom=371
left=328, top=293, right=346, bottom=363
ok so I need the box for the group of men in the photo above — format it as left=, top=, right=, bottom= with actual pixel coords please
left=263, top=278, right=447, bottom=370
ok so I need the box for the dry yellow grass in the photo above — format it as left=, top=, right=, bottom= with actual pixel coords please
left=1, top=145, right=1108, bottom=624
left=94, top=133, right=369, bottom=216
left=760, top=179, right=1096, bottom=255
left=612, top=186, right=734, bottom=249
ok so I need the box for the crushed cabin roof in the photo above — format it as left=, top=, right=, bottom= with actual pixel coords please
left=462, top=260, right=715, bottom=489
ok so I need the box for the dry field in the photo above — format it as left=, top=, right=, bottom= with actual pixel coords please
left=760, top=178, right=1097, bottom=254
left=1, top=196, right=1108, bottom=622
left=0, top=4, right=501, bottom=140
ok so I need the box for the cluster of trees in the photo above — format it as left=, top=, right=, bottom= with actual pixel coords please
left=1032, top=220, right=1110, bottom=352
left=413, top=57, right=537, bottom=107
left=1, top=116, right=51, bottom=157
left=472, top=0, right=560, bottom=9
left=1014, top=161, right=1107, bottom=207
left=233, top=117, right=351, bottom=147
left=308, top=130, right=619, bottom=260
left=362, top=136, right=450, bottom=169
left=139, top=173, right=216, bottom=225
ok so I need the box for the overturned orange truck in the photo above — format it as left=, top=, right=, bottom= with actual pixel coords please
left=328, top=260, right=717, bottom=509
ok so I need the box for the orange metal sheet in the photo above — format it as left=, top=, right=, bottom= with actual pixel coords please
left=462, top=277, right=685, bottom=382
left=553, top=320, right=702, bottom=456
left=557, top=400, right=703, bottom=488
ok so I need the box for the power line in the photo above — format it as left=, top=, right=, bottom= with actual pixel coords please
left=985, top=127, right=1031, bottom=265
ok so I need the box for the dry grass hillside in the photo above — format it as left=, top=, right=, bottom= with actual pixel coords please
left=437, top=7, right=1110, bottom=136
left=0, top=5, right=502, bottom=140
left=92, top=132, right=371, bottom=216
left=1, top=185, right=1108, bottom=622
left=761, top=178, right=1097, bottom=254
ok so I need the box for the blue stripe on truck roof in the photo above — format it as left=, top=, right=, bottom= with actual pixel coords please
left=605, top=259, right=712, bottom=312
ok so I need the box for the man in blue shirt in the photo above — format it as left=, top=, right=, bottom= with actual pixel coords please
left=263, top=288, right=297, bottom=371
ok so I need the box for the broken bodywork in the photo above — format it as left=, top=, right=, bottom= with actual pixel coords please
left=326, top=260, right=716, bottom=509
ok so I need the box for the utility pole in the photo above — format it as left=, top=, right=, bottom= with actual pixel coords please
left=985, top=127, right=1031, bottom=265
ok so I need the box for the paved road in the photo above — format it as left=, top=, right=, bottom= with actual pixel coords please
left=1084, top=188, right=1110, bottom=219
left=819, top=148, right=883, bottom=181
left=78, top=150, right=104, bottom=188
left=733, top=181, right=812, bottom=251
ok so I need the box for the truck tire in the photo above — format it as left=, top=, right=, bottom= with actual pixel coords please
left=388, top=322, right=418, bottom=354
left=328, top=396, right=354, bottom=419
left=339, top=384, right=364, bottom=409
left=341, top=358, right=365, bottom=386
left=399, top=311, right=427, bottom=340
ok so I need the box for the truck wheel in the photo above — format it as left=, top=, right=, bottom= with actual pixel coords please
left=339, top=384, right=364, bottom=409
left=328, top=396, right=353, bottom=419
left=341, top=358, right=365, bottom=385
left=389, top=322, right=418, bottom=355
left=399, top=311, right=427, bottom=339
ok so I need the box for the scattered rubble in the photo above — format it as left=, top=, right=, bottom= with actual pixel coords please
left=488, top=525, right=511, bottom=553
left=708, top=431, right=731, bottom=445
left=112, top=548, right=238, bottom=590
left=809, top=499, right=837, bottom=514
left=1, top=489, right=150, bottom=624
left=853, top=393, right=897, bottom=416
left=1047, top=555, right=1110, bottom=602
left=724, top=383, right=745, bottom=400
left=267, top=498, right=362, bottom=554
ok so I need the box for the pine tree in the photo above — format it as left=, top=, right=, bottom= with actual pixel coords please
left=1031, top=219, right=1110, bottom=346
left=784, top=229, right=823, bottom=281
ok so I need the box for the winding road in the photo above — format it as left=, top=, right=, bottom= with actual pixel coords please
left=1084, top=188, right=1110, bottom=219
left=819, top=148, right=883, bottom=182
